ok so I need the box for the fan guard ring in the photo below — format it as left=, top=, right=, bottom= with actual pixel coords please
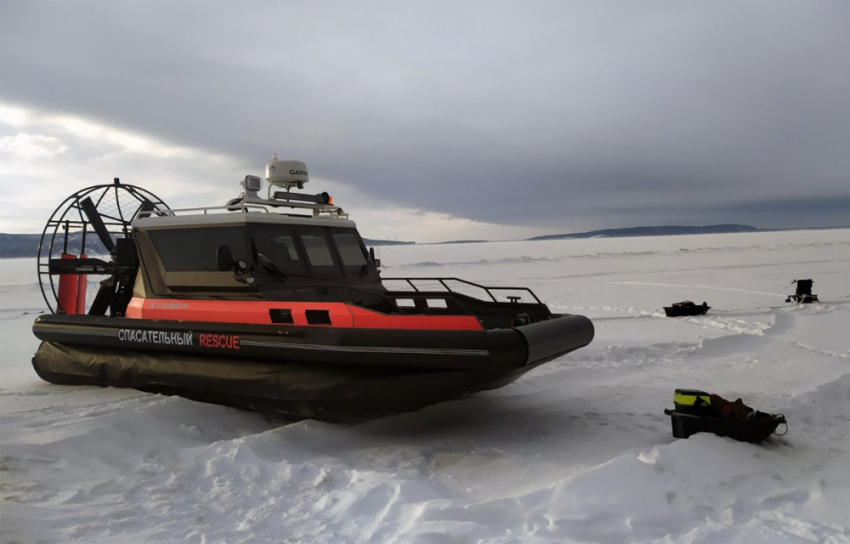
left=37, top=181, right=168, bottom=315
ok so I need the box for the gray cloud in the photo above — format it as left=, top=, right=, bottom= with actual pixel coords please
left=2, top=0, right=848, bottom=232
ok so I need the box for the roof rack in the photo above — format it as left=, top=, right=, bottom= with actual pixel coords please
left=135, top=196, right=347, bottom=220
left=135, top=158, right=349, bottom=220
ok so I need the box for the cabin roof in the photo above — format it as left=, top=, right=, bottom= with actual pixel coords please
left=133, top=211, right=357, bottom=230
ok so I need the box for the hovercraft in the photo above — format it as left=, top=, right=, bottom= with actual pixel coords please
left=31, top=157, right=594, bottom=421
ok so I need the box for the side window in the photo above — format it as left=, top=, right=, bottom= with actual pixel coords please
left=296, top=228, right=343, bottom=280
left=272, top=235, right=299, bottom=261
left=147, top=227, right=246, bottom=271
left=300, top=233, right=335, bottom=267
left=332, top=231, right=367, bottom=267
left=252, top=225, right=307, bottom=276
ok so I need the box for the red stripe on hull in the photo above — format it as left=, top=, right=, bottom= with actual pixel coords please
left=125, top=297, right=483, bottom=331
left=345, top=305, right=483, bottom=330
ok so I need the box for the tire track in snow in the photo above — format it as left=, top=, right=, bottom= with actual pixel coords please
left=609, top=281, right=786, bottom=298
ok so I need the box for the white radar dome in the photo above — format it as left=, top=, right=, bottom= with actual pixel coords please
left=266, top=157, right=309, bottom=189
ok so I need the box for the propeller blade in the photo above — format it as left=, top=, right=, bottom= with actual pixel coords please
left=138, top=198, right=157, bottom=218
left=80, top=197, right=115, bottom=253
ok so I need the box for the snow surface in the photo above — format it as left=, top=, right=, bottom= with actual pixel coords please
left=2, top=229, right=849, bottom=543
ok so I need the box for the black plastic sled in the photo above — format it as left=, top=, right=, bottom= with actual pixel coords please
left=664, top=301, right=710, bottom=317
left=665, top=389, right=786, bottom=443
left=664, top=409, right=787, bottom=443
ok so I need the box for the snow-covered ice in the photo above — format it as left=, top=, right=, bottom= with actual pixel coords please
left=2, top=229, right=849, bottom=543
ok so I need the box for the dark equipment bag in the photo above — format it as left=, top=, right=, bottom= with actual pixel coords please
left=665, top=391, right=787, bottom=443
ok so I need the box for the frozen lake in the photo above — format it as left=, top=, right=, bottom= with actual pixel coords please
left=2, top=229, right=849, bottom=543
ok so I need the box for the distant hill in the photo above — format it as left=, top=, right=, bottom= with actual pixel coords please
left=529, top=224, right=758, bottom=241
left=5, top=224, right=845, bottom=257
left=0, top=233, right=42, bottom=258
left=0, top=233, right=112, bottom=259
left=430, top=240, right=489, bottom=245
left=362, top=238, right=414, bottom=247
left=0, top=233, right=412, bottom=258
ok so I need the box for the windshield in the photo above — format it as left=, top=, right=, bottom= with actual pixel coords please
left=146, top=223, right=368, bottom=282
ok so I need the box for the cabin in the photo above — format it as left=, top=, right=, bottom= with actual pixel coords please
left=47, top=158, right=550, bottom=328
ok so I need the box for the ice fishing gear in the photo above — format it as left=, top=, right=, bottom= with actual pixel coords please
left=664, top=389, right=787, bottom=443
left=664, top=301, right=710, bottom=317
left=673, top=389, right=713, bottom=415
left=786, top=279, right=819, bottom=303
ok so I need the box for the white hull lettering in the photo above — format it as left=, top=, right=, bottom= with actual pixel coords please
left=118, top=329, right=193, bottom=346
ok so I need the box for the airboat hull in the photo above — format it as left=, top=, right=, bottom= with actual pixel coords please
left=32, top=313, right=594, bottom=421
left=32, top=160, right=597, bottom=421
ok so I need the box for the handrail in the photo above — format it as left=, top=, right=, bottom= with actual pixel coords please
left=135, top=197, right=348, bottom=219
left=242, top=283, right=473, bottom=316
left=251, top=278, right=543, bottom=307
left=136, top=204, right=272, bottom=217
left=380, top=277, right=543, bottom=304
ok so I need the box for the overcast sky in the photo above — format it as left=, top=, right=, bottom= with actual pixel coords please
left=1, top=1, right=848, bottom=242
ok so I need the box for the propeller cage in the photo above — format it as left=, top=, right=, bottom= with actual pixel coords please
left=37, top=181, right=168, bottom=316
